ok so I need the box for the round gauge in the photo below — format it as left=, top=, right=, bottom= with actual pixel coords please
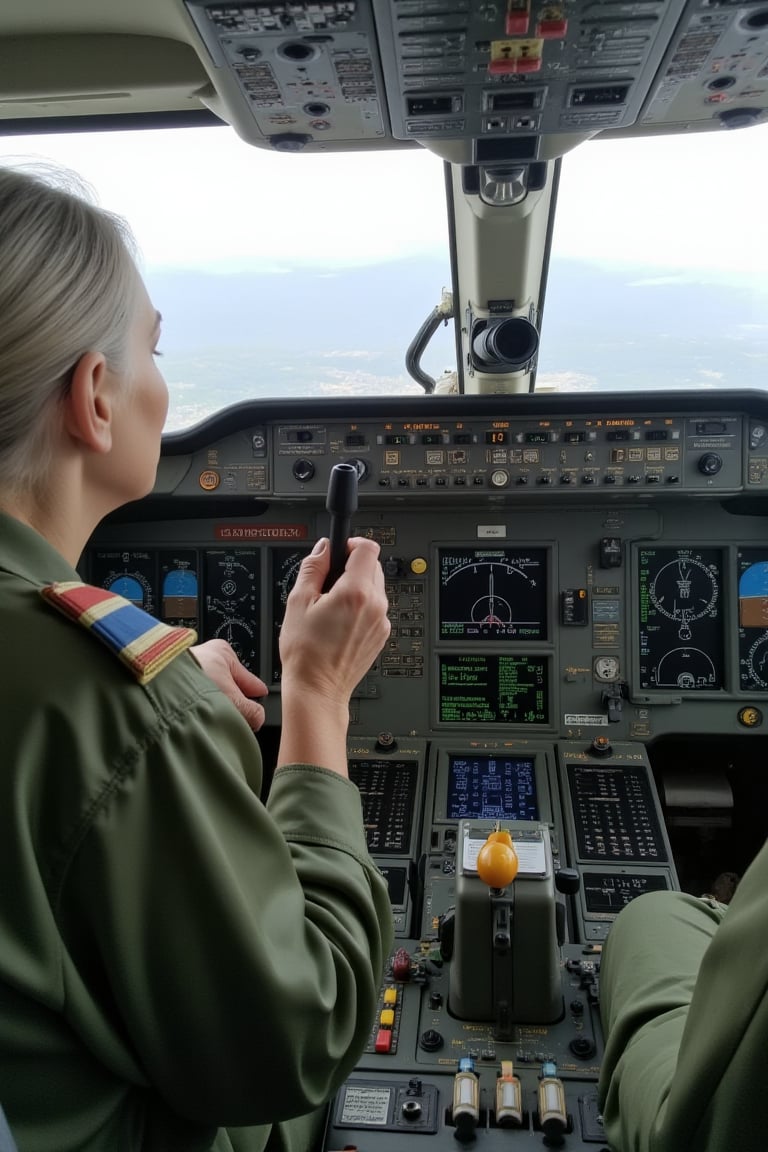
left=275, top=550, right=306, bottom=609
left=745, top=634, right=768, bottom=689
left=213, top=559, right=255, bottom=605
left=594, top=655, right=620, bottom=682
left=649, top=556, right=719, bottom=623
left=213, top=619, right=257, bottom=667
left=106, top=571, right=153, bottom=609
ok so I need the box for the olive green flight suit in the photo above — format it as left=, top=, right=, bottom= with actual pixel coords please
left=600, top=839, right=768, bottom=1151
left=0, top=512, right=393, bottom=1152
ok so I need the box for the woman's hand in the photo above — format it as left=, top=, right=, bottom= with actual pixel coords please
left=190, top=639, right=269, bottom=731
left=279, top=536, right=390, bottom=705
left=276, top=537, right=390, bottom=776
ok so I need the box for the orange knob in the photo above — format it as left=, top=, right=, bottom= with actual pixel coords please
left=476, top=829, right=519, bottom=888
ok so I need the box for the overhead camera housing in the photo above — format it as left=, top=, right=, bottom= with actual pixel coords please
left=470, top=315, right=539, bottom=374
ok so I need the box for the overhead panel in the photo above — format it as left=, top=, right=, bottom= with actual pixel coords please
left=371, top=0, right=691, bottom=154
left=181, top=1, right=768, bottom=151
left=0, top=1, right=767, bottom=141
left=184, top=1, right=391, bottom=148
left=638, top=0, right=768, bottom=133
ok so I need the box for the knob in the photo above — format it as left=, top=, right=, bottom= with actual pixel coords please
left=476, top=829, right=519, bottom=889
left=698, top=452, right=722, bottom=476
left=719, top=107, right=762, bottom=129
left=490, top=469, right=509, bottom=488
left=269, top=132, right=312, bottom=152
left=420, top=1028, right=444, bottom=1052
left=345, top=457, right=369, bottom=481
left=292, top=458, right=315, bottom=482
left=590, top=735, right=612, bottom=757
left=555, top=868, right=580, bottom=895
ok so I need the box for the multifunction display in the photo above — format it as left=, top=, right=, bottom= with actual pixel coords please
left=582, top=872, right=668, bottom=914
left=203, top=550, right=260, bottom=673
left=438, top=548, right=547, bottom=641
left=348, top=759, right=418, bottom=854
left=567, top=763, right=667, bottom=863
left=637, top=546, right=724, bottom=691
left=738, top=547, right=768, bottom=691
left=438, top=654, right=548, bottom=725
left=92, top=545, right=311, bottom=681
left=270, top=547, right=308, bottom=681
left=446, top=755, right=538, bottom=821
left=90, top=549, right=202, bottom=625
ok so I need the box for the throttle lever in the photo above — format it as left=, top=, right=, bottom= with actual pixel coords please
left=323, top=462, right=358, bottom=591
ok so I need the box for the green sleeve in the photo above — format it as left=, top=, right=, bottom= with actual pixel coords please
left=658, top=840, right=768, bottom=1151
left=56, top=686, right=394, bottom=1131
left=599, top=841, right=768, bottom=1152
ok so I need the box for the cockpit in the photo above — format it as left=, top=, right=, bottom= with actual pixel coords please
left=2, top=3, right=768, bottom=1150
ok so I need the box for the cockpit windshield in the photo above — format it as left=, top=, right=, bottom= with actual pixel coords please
left=0, top=125, right=453, bottom=428
left=2, top=119, right=767, bottom=422
left=539, top=121, right=768, bottom=393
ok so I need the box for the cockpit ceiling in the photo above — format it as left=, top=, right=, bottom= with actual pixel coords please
left=0, top=0, right=767, bottom=158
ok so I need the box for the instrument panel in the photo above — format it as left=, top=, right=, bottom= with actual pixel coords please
left=87, top=390, right=768, bottom=1151
left=93, top=392, right=768, bottom=737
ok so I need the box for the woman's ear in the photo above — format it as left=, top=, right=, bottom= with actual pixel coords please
left=62, top=351, right=113, bottom=454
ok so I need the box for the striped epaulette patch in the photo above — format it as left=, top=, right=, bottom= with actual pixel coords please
left=40, top=581, right=197, bottom=685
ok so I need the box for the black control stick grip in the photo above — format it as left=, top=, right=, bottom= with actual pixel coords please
left=323, top=462, right=358, bottom=591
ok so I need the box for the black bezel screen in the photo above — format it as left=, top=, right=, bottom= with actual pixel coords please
left=438, top=653, right=548, bottom=724
left=446, top=754, right=539, bottom=820
left=439, top=547, right=547, bottom=641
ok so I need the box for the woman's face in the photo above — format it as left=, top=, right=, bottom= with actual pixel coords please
left=105, top=281, right=169, bottom=504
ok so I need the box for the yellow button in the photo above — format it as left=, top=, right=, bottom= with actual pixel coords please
left=380, top=1008, right=395, bottom=1027
left=410, top=557, right=428, bottom=575
left=738, top=706, right=763, bottom=728
left=383, top=987, right=397, bottom=1005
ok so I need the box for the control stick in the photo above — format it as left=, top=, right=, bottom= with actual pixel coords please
left=323, top=462, right=358, bottom=591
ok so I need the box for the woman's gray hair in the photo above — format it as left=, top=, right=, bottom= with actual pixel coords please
left=0, top=162, right=141, bottom=495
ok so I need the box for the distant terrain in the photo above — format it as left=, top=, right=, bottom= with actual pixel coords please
left=144, top=256, right=768, bottom=431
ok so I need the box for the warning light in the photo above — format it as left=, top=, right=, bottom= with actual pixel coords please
left=738, top=706, right=763, bottom=728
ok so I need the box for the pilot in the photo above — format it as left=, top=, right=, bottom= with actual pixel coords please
left=0, top=165, right=393, bottom=1151
left=599, top=843, right=768, bottom=1151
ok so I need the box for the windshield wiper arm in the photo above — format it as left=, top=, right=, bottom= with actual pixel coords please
left=405, top=289, right=454, bottom=394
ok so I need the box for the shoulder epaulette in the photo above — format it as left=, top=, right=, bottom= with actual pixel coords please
left=40, top=581, right=197, bottom=685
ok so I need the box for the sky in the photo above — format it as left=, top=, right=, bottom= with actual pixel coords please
left=552, top=124, right=768, bottom=280
left=0, top=119, right=767, bottom=276
left=0, top=126, right=450, bottom=269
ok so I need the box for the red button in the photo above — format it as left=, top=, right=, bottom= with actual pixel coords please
left=536, top=18, right=567, bottom=38
left=506, top=15, right=529, bottom=34
left=488, top=57, right=542, bottom=75
left=375, top=1028, right=393, bottom=1053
